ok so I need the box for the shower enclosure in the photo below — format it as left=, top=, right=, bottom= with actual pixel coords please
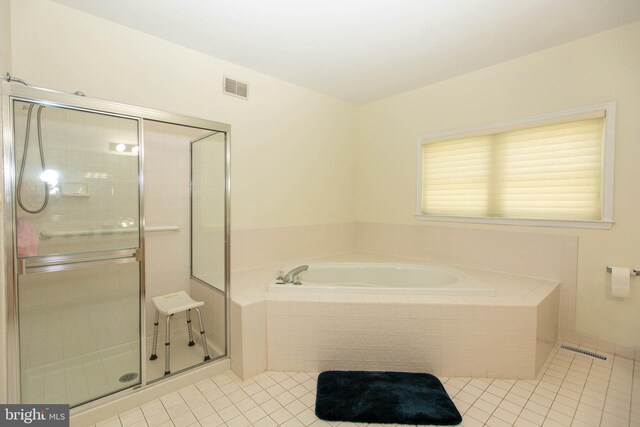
left=2, top=82, right=230, bottom=410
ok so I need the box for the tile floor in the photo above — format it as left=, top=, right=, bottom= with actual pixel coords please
left=146, top=331, right=223, bottom=382
left=95, top=346, right=639, bottom=427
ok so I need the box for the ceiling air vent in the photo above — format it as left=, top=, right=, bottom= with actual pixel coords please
left=223, top=77, right=248, bottom=99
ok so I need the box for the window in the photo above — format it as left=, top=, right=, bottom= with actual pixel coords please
left=416, top=104, right=615, bottom=228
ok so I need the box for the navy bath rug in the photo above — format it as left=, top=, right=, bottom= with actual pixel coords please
left=315, top=371, right=462, bottom=425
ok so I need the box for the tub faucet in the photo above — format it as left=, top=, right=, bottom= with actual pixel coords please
left=282, top=265, right=309, bottom=284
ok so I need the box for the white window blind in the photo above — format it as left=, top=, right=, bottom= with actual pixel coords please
left=422, top=136, right=491, bottom=216
left=420, top=113, right=607, bottom=222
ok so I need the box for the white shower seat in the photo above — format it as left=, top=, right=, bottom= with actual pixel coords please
left=149, top=290, right=211, bottom=375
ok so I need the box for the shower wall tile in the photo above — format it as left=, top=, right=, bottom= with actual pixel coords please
left=18, top=262, right=140, bottom=406
left=16, top=104, right=140, bottom=256
left=190, top=281, right=226, bottom=355
left=191, top=137, right=226, bottom=294
left=143, top=127, right=191, bottom=337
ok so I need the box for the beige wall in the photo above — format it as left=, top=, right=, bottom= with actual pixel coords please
left=3, top=0, right=356, bottom=401
left=356, top=22, right=640, bottom=348
left=3, top=1, right=639, bottom=387
left=8, top=0, right=357, bottom=231
left=0, top=0, right=10, bottom=403
left=0, top=0, right=10, bottom=76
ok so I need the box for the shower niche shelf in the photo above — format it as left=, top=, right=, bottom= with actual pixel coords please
left=61, top=182, right=89, bottom=197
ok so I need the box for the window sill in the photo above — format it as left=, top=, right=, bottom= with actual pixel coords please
left=415, top=214, right=614, bottom=230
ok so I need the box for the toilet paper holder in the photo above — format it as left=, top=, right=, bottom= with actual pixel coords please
left=606, top=266, right=640, bottom=276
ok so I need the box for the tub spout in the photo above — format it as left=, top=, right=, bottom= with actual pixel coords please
left=282, top=265, right=309, bottom=283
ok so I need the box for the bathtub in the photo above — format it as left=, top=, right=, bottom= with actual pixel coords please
left=269, top=262, right=496, bottom=296
left=260, top=261, right=560, bottom=379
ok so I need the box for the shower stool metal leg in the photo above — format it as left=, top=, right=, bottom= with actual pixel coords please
left=164, top=314, right=173, bottom=375
left=186, top=309, right=195, bottom=346
left=150, top=310, right=159, bottom=360
left=193, top=307, right=211, bottom=361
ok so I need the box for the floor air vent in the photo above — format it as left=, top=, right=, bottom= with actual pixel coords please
left=560, top=344, right=607, bottom=361
left=224, top=77, right=248, bottom=99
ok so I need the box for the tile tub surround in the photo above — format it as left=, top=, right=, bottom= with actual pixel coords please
left=228, top=253, right=561, bottom=381
left=228, top=254, right=431, bottom=380
left=354, top=223, right=638, bottom=360
left=229, top=249, right=635, bottom=384
left=354, top=223, right=576, bottom=282
left=266, top=267, right=560, bottom=380
left=231, top=300, right=267, bottom=380
left=230, top=223, right=356, bottom=272
left=231, top=222, right=638, bottom=360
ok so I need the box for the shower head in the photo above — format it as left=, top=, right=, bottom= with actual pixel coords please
left=5, top=73, right=32, bottom=87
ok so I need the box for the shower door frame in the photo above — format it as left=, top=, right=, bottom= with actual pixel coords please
left=1, top=82, right=231, bottom=411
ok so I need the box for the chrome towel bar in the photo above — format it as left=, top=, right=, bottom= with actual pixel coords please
left=39, top=225, right=180, bottom=239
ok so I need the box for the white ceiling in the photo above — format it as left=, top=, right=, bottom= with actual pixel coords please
left=51, top=0, right=640, bottom=104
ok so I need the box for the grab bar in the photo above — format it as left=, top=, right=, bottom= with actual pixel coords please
left=39, top=225, right=180, bottom=239
left=147, top=226, right=180, bottom=232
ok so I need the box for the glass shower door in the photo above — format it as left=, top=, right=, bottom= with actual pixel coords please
left=191, top=131, right=227, bottom=293
left=13, top=99, right=142, bottom=407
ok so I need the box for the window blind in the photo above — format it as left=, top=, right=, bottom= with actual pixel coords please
left=421, top=116, right=605, bottom=221
left=422, top=136, right=491, bottom=216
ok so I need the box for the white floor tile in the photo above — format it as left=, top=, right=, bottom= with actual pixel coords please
left=98, top=348, right=636, bottom=427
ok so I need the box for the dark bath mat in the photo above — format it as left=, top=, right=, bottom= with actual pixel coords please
left=315, top=371, right=462, bottom=425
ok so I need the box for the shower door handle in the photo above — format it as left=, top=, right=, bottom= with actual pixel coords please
left=17, top=248, right=141, bottom=275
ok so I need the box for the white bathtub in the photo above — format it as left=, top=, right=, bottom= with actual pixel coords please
left=269, top=263, right=495, bottom=296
